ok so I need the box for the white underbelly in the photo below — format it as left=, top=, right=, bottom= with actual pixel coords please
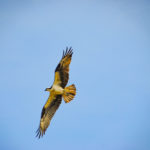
left=52, top=84, right=64, bottom=94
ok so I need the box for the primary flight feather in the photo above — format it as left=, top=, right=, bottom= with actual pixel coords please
left=36, top=47, right=76, bottom=138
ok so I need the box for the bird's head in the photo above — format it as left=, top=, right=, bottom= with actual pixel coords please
left=45, top=87, right=51, bottom=92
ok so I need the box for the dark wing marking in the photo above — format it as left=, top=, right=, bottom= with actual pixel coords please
left=36, top=95, right=62, bottom=138
left=54, top=47, right=73, bottom=88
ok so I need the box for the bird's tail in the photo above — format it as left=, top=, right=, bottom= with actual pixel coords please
left=63, top=84, right=76, bottom=103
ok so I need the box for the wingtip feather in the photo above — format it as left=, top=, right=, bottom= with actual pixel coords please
left=62, top=47, right=73, bottom=58
left=36, top=127, right=43, bottom=139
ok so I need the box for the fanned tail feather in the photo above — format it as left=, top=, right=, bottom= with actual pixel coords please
left=63, top=84, right=76, bottom=103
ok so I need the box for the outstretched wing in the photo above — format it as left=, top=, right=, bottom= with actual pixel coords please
left=53, top=47, right=73, bottom=88
left=36, top=95, right=62, bottom=138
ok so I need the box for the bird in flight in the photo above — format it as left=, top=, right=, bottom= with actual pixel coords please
left=36, top=47, right=76, bottom=138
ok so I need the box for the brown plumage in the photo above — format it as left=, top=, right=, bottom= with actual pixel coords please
left=36, top=47, right=76, bottom=138
left=54, top=48, right=73, bottom=88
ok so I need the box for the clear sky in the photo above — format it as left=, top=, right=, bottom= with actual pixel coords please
left=0, top=0, right=150, bottom=150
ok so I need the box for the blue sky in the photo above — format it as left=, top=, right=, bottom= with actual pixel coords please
left=0, top=0, right=150, bottom=150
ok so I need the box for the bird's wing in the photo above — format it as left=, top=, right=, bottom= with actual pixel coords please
left=36, top=94, right=62, bottom=138
left=53, top=47, right=73, bottom=88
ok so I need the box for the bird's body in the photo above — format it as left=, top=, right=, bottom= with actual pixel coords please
left=36, top=47, right=76, bottom=138
left=51, top=84, right=64, bottom=94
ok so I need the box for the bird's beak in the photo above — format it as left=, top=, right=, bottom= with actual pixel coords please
left=45, top=88, right=51, bottom=91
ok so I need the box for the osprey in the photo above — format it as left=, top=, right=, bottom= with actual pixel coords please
left=36, top=47, right=76, bottom=138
